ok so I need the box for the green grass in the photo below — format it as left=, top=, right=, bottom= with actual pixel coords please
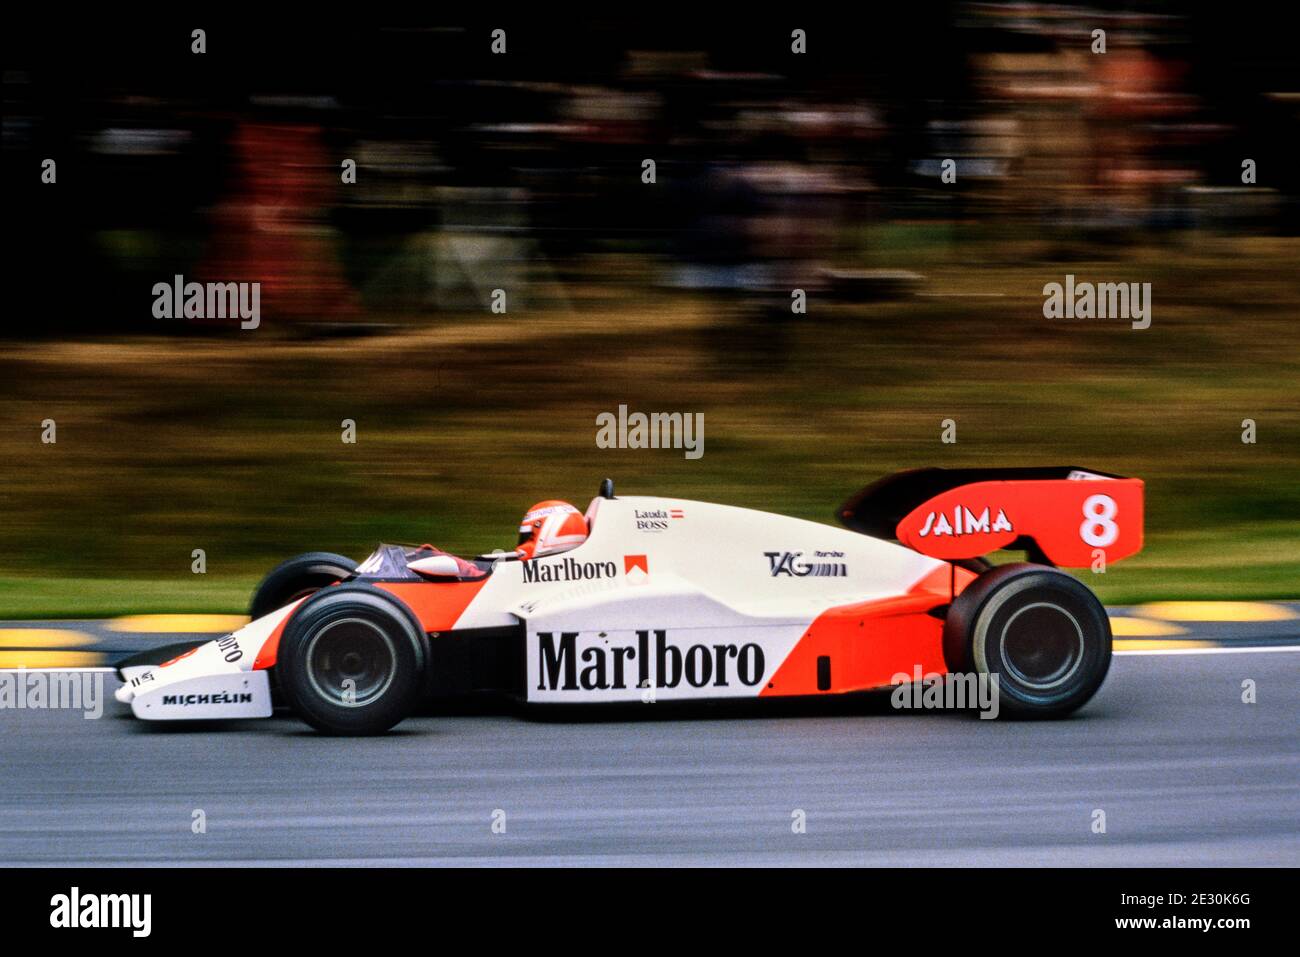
left=0, top=576, right=258, bottom=619
left=0, top=236, right=1296, bottom=616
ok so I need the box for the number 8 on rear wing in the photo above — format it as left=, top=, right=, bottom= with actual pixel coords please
left=838, top=467, right=1144, bottom=567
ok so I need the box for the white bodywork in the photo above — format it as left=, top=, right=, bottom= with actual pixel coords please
left=117, top=495, right=946, bottom=717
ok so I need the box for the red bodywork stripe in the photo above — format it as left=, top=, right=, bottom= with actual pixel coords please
left=252, top=581, right=487, bottom=670
left=370, top=580, right=488, bottom=632
left=252, top=600, right=305, bottom=671
left=760, top=563, right=975, bottom=696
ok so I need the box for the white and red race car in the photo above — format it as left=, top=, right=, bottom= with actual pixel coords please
left=114, top=470, right=1144, bottom=734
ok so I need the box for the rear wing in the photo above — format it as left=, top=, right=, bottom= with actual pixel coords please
left=838, top=467, right=1144, bottom=567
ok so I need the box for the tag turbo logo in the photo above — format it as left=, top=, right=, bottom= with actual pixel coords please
left=522, top=556, right=617, bottom=584
left=536, top=629, right=765, bottom=691
left=50, top=887, right=151, bottom=938
left=918, top=506, right=1012, bottom=538
left=765, top=551, right=847, bottom=577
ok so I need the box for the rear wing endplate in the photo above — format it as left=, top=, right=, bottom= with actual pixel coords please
left=838, top=467, right=1144, bottom=567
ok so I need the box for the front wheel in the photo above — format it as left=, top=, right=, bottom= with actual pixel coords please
left=249, top=551, right=357, bottom=620
left=276, top=586, right=428, bottom=735
left=944, top=563, right=1111, bottom=718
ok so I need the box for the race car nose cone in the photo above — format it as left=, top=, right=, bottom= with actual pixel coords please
left=114, top=683, right=134, bottom=704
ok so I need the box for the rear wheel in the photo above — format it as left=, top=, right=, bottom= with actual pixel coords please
left=276, top=587, right=428, bottom=735
left=249, top=551, right=357, bottom=620
left=944, top=563, right=1111, bottom=718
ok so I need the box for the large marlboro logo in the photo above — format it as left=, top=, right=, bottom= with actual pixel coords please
left=535, top=629, right=765, bottom=691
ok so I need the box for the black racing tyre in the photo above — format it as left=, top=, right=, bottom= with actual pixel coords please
left=275, top=586, right=428, bottom=735
left=943, top=563, right=1111, bottom=718
left=249, top=551, right=357, bottom=620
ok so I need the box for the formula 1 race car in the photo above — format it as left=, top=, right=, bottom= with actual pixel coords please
left=114, top=470, right=1144, bottom=734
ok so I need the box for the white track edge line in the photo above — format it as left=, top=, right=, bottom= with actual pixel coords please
left=1115, top=645, right=1300, bottom=656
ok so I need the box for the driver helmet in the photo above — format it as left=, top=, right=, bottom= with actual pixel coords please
left=515, top=500, right=588, bottom=560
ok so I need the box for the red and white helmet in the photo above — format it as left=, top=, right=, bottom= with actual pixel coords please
left=515, top=500, right=588, bottom=560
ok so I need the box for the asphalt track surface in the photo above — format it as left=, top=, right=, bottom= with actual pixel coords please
left=1, top=609, right=1297, bottom=866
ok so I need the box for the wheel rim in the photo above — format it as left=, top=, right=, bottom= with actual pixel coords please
left=999, top=602, right=1085, bottom=691
left=304, top=617, right=398, bottom=707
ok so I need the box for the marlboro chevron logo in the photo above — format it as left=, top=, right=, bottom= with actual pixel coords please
left=536, top=629, right=765, bottom=691
left=918, top=506, right=1013, bottom=538
left=624, top=554, right=649, bottom=584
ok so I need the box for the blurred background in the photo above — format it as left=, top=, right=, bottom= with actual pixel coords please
left=1, top=8, right=1297, bottom=615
